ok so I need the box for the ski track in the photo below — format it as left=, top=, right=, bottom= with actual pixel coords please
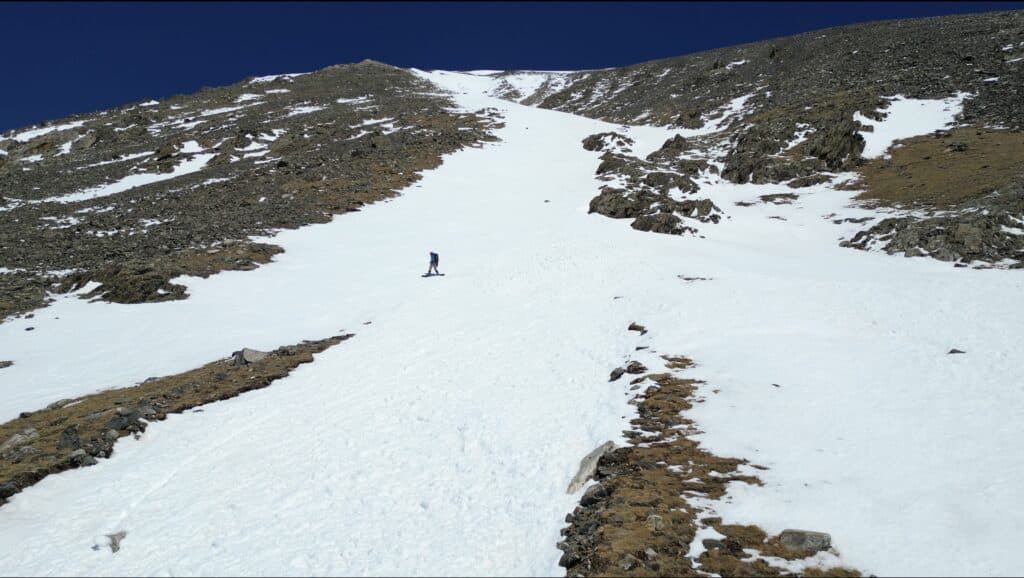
left=0, top=71, right=1021, bottom=576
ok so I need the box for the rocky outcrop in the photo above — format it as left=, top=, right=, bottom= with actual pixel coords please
left=841, top=188, right=1024, bottom=266
left=804, top=115, right=865, bottom=170
left=582, top=132, right=634, bottom=152
left=585, top=134, right=722, bottom=236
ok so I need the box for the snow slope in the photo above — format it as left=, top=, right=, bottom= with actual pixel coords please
left=0, top=71, right=1022, bottom=577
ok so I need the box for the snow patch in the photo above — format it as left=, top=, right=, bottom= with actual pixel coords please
left=8, top=120, right=86, bottom=143
left=40, top=154, right=216, bottom=204
left=285, top=105, right=326, bottom=117
left=79, top=151, right=152, bottom=169
left=854, top=92, right=971, bottom=159
left=249, top=72, right=308, bottom=84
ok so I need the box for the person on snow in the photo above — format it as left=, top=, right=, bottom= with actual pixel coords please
left=427, top=251, right=440, bottom=276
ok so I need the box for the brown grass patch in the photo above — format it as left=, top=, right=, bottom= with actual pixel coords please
left=558, top=352, right=860, bottom=577
left=852, top=127, right=1024, bottom=207
left=0, top=334, right=350, bottom=506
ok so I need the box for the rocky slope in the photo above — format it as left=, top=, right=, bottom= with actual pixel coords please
left=484, top=10, right=1024, bottom=267
left=0, top=60, right=498, bottom=321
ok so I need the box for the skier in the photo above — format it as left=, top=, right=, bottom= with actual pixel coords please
left=427, top=251, right=440, bottom=276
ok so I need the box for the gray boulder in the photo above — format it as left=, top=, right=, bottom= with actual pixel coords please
left=69, top=449, right=98, bottom=467
left=107, top=530, right=127, bottom=553
left=0, top=428, right=39, bottom=454
left=631, top=213, right=687, bottom=235
left=0, top=482, right=19, bottom=499
left=231, top=348, right=270, bottom=365
left=625, top=361, right=647, bottom=374
left=56, top=424, right=81, bottom=450
left=567, top=441, right=615, bottom=493
left=779, top=529, right=831, bottom=552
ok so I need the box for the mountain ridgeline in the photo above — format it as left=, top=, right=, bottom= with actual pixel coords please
left=512, top=9, right=1024, bottom=265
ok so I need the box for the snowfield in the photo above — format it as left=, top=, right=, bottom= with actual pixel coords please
left=0, top=70, right=1022, bottom=577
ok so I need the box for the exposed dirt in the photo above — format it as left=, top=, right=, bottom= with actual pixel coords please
left=852, top=127, right=1024, bottom=208
left=0, top=334, right=351, bottom=507
left=558, top=348, right=859, bottom=577
left=837, top=126, right=1024, bottom=266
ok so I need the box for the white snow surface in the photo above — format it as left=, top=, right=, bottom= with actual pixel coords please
left=249, top=72, right=309, bottom=84
left=39, top=153, right=215, bottom=204
left=854, top=92, right=970, bottom=158
left=0, top=72, right=1022, bottom=577
left=7, top=120, right=86, bottom=142
left=285, top=104, right=326, bottom=117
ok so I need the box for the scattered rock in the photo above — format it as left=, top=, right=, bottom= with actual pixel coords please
left=948, top=348, right=966, bottom=354
left=46, top=398, right=74, bottom=411
left=69, top=448, right=97, bottom=467
left=628, top=322, right=647, bottom=335
left=646, top=514, right=665, bottom=531
left=107, top=530, right=127, bottom=553
left=788, top=174, right=832, bottom=188
left=619, top=554, right=640, bottom=571
left=759, top=193, right=798, bottom=205
left=105, top=411, right=141, bottom=432
left=579, top=483, right=610, bottom=507
left=0, top=360, right=11, bottom=369
left=779, top=529, right=832, bottom=553
left=631, top=213, right=692, bottom=235
left=582, top=132, right=633, bottom=152
left=56, top=424, right=81, bottom=450
left=0, top=482, right=19, bottom=500
left=609, top=367, right=625, bottom=382
left=1, top=427, right=39, bottom=451
left=567, top=441, right=616, bottom=493
left=231, top=347, right=270, bottom=366
left=625, top=361, right=647, bottom=374
left=702, top=538, right=726, bottom=551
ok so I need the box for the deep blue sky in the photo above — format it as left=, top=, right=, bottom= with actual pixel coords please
left=3, top=1, right=1022, bottom=132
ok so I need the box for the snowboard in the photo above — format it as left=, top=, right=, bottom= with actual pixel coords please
left=421, top=273, right=446, bottom=278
